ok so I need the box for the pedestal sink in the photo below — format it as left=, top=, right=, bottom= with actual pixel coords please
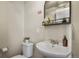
left=36, top=41, right=71, bottom=58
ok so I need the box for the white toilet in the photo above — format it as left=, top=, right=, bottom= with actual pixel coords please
left=12, top=42, right=33, bottom=58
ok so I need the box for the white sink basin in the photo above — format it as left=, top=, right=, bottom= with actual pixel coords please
left=36, top=41, right=71, bottom=58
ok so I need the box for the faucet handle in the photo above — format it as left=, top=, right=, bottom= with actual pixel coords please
left=50, top=39, right=55, bottom=43
left=50, top=39, right=55, bottom=42
left=50, top=39, right=59, bottom=44
left=55, top=40, right=59, bottom=44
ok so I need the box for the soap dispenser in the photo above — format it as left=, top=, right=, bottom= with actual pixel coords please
left=63, top=35, right=68, bottom=47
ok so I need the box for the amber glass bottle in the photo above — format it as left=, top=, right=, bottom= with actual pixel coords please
left=63, top=35, right=68, bottom=47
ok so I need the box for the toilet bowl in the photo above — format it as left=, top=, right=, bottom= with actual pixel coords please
left=12, top=42, right=33, bottom=58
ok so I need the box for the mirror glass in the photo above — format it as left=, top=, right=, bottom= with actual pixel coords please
left=43, top=1, right=71, bottom=26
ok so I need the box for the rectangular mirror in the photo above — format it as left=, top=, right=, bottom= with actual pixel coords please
left=42, top=1, right=71, bottom=26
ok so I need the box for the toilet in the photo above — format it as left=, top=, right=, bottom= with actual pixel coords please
left=12, top=42, right=33, bottom=58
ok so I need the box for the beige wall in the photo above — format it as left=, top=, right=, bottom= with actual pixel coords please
left=0, top=2, right=24, bottom=57
left=7, top=2, right=24, bottom=57
left=24, top=1, right=45, bottom=43
left=24, top=1, right=72, bottom=58
left=72, top=2, right=79, bottom=58
left=0, top=2, right=8, bottom=49
left=0, top=2, right=8, bottom=57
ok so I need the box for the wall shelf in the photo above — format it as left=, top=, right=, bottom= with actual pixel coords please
left=42, top=22, right=71, bottom=26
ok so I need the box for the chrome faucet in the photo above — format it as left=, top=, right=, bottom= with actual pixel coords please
left=50, top=39, right=59, bottom=45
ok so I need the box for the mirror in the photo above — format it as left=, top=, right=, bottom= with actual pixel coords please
left=42, top=1, right=71, bottom=26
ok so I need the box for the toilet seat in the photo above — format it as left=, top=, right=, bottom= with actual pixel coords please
left=12, top=55, right=26, bottom=58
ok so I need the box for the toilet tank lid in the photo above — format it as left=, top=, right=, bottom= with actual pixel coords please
left=22, top=42, right=33, bottom=46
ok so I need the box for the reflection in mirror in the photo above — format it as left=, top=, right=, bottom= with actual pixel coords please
left=42, top=1, right=71, bottom=26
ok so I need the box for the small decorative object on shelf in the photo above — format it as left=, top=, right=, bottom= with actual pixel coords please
left=62, top=18, right=67, bottom=23
left=47, top=17, right=50, bottom=23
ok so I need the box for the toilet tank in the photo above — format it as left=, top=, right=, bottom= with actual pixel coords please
left=22, top=42, right=33, bottom=57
